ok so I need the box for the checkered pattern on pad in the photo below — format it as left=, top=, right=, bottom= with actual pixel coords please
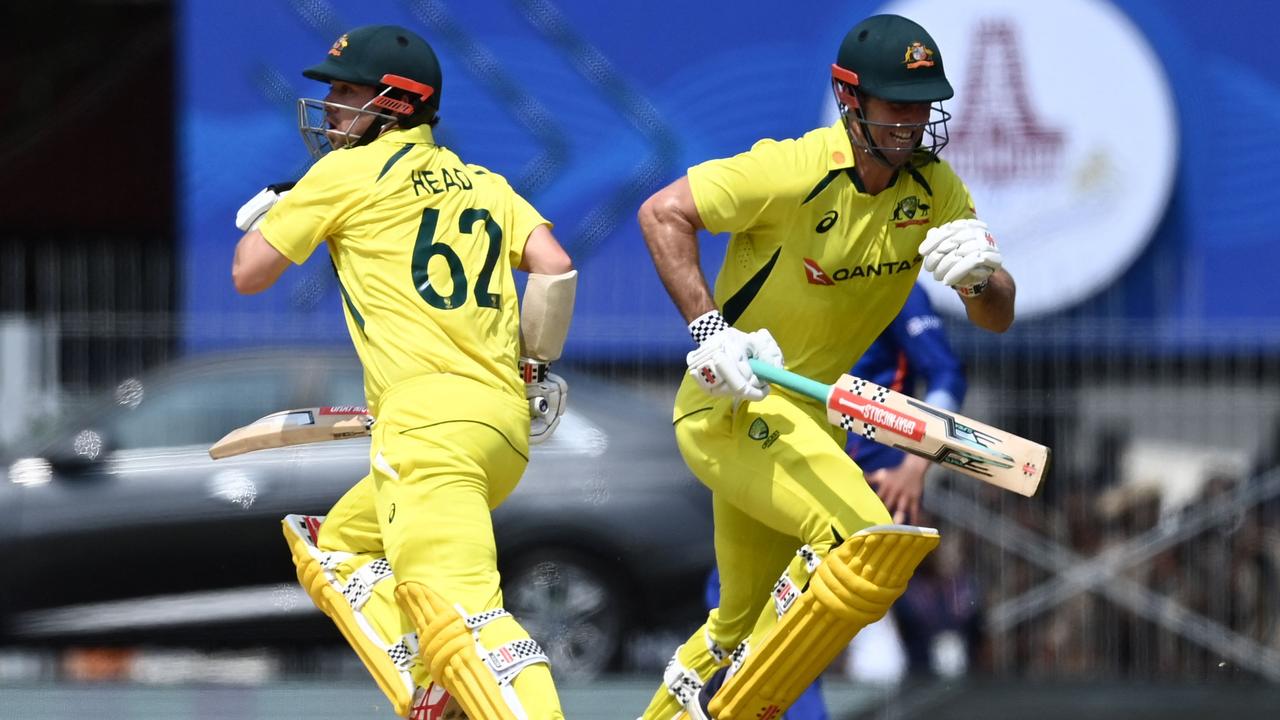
left=464, top=608, right=511, bottom=629
left=387, top=635, right=418, bottom=670
left=486, top=639, right=549, bottom=685
left=342, top=557, right=393, bottom=610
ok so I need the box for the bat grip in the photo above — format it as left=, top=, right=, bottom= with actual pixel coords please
left=747, top=359, right=832, bottom=403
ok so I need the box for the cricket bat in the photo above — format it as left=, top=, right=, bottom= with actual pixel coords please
left=748, top=359, right=1048, bottom=496
left=209, top=406, right=373, bottom=460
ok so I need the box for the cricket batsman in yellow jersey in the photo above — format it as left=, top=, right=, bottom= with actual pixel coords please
left=637, top=15, right=1016, bottom=720
left=231, top=25, right=576, bottom=720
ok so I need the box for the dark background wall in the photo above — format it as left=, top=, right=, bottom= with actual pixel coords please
left=1, top=0, right=176, bottom=387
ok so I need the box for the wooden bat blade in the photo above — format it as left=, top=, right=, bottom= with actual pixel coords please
left=209, top=406, right=373, bottom=460
left=748, top=360, right=1049, bottom=496
left=829, top=376, right=1047, bottom=496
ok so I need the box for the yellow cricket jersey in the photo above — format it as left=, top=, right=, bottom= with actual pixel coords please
left=259, top=125, right=546, bottom=445
left=676, top=121, right=976, bottom=418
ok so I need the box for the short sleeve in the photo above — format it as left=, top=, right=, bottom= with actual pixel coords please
left=258, top=157, right=363, bottom=265
left=925, top=159, right=978, bottom=227
left=687, top=138, right=801, bottom=235
left=508, top=191, right=550, bottom=268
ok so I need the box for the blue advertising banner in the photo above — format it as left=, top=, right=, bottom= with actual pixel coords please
left=182, top=0, right=1280, bottom=359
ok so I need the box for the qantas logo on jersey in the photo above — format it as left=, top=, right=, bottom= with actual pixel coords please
left=803, top=258, right=834, bottom=285
left=803, top=256, right=921, bottom=285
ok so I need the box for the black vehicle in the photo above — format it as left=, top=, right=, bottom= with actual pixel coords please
left=0, top=350, right=712, bottom=678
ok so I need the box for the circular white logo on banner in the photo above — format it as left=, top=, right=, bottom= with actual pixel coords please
left=828, top=0, right=1178, bottom=318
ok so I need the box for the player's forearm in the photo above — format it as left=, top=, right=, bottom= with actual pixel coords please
left=961, top=268, right=1015, bottom=333
left=638, top=188, right=716, bottom=323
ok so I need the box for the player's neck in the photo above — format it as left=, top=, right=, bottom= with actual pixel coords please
left=853, top=146, right=897, bottom=195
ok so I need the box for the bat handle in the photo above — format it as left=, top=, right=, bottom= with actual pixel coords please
left=747, top=359, right=832, bottom=404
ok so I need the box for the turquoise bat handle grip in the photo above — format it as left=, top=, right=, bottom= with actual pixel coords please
left=747, top=359, right=832, bottom=403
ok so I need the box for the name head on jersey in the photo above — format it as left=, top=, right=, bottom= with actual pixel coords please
left=298, top=24, right=444, bottom=160
left=830, top=14, right=953, bottom=167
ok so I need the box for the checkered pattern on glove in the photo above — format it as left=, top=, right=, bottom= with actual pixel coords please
left=688, top=310, right=730, bottom=345
left=685, top=323, right=783, bottom=403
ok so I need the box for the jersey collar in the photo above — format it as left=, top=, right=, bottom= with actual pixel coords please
left=377, top=124, right=436, bottom=146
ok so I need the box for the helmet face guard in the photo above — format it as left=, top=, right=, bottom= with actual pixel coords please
left=297, top=97, right=396, bottom=160
left=831, top=63, right=951, bottom=163
left=297, top=74, right=436, bottom=160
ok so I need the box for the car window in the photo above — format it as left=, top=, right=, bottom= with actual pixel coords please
left=319, top=363, right=368, bottom=408
left=107, top=364, right=298, bottom=450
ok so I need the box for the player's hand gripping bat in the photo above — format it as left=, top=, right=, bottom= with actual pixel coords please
left=748, top=359, right=1048, bottom=496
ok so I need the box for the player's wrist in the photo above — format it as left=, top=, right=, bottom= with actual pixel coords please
left=522, top=363, right=568, bottom=445
left=955, top=280, right=988, bottom=298
left=688, top=309, right=729, bottom=345
left=518, top=357, right=549, bottom=383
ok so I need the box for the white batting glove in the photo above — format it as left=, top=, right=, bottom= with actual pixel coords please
left=686, top=310, right=784, bottom=402
left=235, top=182, right=296, bottom=232
left=520, top=359, right=568, bottom=445
left=920, top=218, right=1003, bottom=297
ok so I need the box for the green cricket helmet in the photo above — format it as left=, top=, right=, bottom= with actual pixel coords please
left=831, top=14, right=953, bottom=162
left=297, top=25, right=443, bottom=159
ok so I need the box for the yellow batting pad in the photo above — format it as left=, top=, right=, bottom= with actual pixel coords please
left=397, top=581, right=553, bottom=720
left=283, top=515, right=417, bottom=716
left=708, top=525, right=939, bottom=720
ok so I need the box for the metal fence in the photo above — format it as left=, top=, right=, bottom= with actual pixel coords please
left=3, top=238, right=1280, bottom=684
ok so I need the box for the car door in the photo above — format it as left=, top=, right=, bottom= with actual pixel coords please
left=7, top=356, right=307, bottom=630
